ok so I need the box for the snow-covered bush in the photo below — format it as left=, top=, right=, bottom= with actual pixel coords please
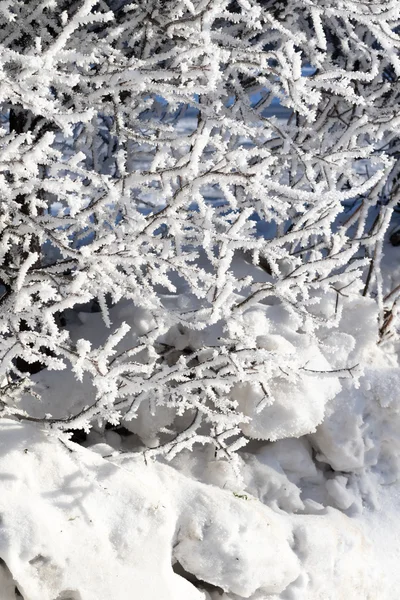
left=2, top=2, right=400, bottom=599
left=1, top=0, right=400, bottom=458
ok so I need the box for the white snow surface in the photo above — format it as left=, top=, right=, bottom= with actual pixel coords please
left=0, top=419, right=389, bottom=600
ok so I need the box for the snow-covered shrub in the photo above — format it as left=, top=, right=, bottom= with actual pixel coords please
left=0, top=0, right=399, bottom=460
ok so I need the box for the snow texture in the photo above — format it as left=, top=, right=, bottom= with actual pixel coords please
left=0, top=419, right=385, bottom=600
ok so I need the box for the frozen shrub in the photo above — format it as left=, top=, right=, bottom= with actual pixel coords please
left=0, top=0, right=399, bottom=457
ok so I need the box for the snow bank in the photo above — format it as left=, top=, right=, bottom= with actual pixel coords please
left=0, top=420, right=382, bottom=600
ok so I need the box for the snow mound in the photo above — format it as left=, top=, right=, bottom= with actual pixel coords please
left=0, top=420, right=381, bottom=600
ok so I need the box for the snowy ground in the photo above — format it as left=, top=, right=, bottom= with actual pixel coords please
left=0, top=418, right=392, bottom=600
left=0, top=416, right=397, bottom=600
